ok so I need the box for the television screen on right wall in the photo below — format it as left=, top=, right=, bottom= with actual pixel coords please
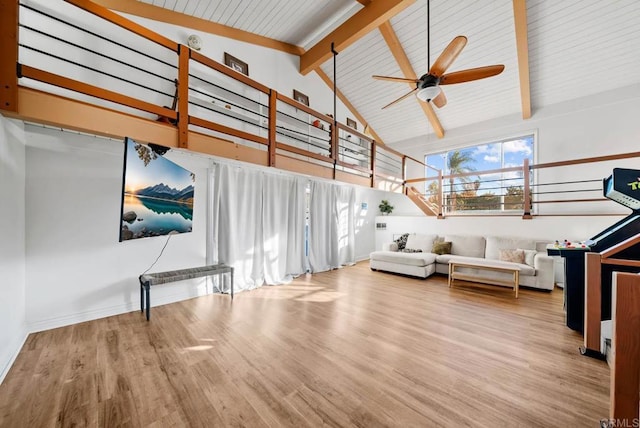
left=119, top=137, right=195, bottom=241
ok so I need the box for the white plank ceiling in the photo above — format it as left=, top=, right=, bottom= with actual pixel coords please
left=137, top=0, right=362, bottom=47
left=136, top=0, right=640, bottom=146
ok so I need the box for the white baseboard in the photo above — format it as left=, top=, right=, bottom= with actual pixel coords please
left=0, top=326, right=29, bottom=385
left=2, top=284, right=217, bottom=384
left=27, top=284, right=213, bottom=333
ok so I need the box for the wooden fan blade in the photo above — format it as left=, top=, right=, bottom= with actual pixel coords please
left=432, top=89, right=446, bottom=108
left=429, top=35, right=467, bottom=77
left=382, top=88, right=417, bottom=109
left=373, top=75, right=420, bottom=84
left=440, top=65, right=505, bottom=85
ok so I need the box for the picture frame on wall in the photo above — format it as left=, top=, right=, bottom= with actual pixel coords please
left=293, top=89, right=309, bottom=106
left=224, top=52, right=249, bottom=76
left=346, top=117, right=357, bottom=130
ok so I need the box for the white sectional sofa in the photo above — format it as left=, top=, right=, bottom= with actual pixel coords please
left=369, top=233, right=555, bottom=291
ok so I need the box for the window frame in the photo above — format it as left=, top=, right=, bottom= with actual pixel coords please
left=424, top=131, right=538, bottom=215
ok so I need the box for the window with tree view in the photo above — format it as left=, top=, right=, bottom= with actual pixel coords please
left=425, top=134, right=534, bottom=214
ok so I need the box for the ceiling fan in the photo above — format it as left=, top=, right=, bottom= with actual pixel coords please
left=373, top=0, right=504, bottom=111
left=374, top=35, right=504, bottom=110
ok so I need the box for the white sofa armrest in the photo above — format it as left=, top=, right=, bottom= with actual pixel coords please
left=534, top=253, right=555, bottom=290
left=382, top=242, right=399, bottom=252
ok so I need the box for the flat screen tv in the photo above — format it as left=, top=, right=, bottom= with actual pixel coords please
left=119, top=137, right=195, bottom=241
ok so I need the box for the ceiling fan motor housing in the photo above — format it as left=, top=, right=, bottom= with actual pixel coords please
left=418, top=73, right=440, bottom=89
left=415, top=74, right=441, bottom=101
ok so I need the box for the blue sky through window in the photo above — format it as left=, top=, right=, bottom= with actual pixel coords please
left=425, top=134, right=534, bottom=199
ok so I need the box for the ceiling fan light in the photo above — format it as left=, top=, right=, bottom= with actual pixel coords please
left=416, top=86, right=441, bottom=102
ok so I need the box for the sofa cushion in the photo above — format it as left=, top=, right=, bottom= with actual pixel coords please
left=519, top=248, right=537, bottom=267
left=382, top=242, right=399, bottom=251
left=435, top=254, right=536, bottom=276
left=485, top=236, right=536, bottom=261
left=404, top=234, right=438, bottom=253
left=432, top=241, right=452, bottom=255
left=499, top=249, right=525, bottom=264
left=443, top=235, right=486, bottom=258
left=370, top=250, right=437, bottom=267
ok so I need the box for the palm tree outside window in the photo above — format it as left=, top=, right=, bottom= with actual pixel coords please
left=425, top=135, right=535, bottom=214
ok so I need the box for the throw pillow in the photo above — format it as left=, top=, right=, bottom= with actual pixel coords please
left=518, top=248, right=537, bottom=267
left=401, top=248, right=423, bottom=253
left=432, top=241, right=452, bottom=255
left=499, top=249, right=525, bottom=264
left=404, top=234, right=437, bottom=253
left=394, top=233, right=409, bottom=250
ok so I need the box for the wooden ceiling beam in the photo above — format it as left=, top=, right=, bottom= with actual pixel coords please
left=315, top=68, right=385, bottom=145
left=378, top=21, right=444, bottom=138
left=91, top=0, right=304, bottom=55
left=300, top=0, right=415, bottom=75
left=513, top=0, right=532, bottom=119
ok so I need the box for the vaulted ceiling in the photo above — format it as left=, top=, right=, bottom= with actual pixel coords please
left=117, top=0, right=640, bottom=146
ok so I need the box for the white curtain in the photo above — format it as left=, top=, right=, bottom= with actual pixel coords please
left=207, top=163, right=306, bottom=292
left=308, top=180, right=356, bottom=272
left=335, top=184, right=356, bottom=266
left=262, top=173, right=306, bottom=284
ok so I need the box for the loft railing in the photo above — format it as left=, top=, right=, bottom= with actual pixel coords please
left=409, top=151, right=640, bottom=219
left=1, top=0, right=404, bottom=190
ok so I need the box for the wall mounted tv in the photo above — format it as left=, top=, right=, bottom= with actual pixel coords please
left=119, top=137, right=195, bottom=241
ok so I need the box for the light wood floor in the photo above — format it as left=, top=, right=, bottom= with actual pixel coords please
left=0, top=262, right=609, bottom=427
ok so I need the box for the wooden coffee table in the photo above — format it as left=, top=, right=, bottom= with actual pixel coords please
left=448, top=261, right=520, bottom=298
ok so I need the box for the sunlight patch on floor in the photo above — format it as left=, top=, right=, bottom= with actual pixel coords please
left=240, top=285, right=346, bottom=302
left=182, top=345, right=214, bottom=352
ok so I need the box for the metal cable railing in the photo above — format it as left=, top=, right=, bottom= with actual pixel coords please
left=7, top=0, right=418, bottom=190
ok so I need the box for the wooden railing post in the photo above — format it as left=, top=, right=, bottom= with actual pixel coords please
left=522, top=158, right=532, bottom=219
left=584, top=252, right=603, bottom=357
left=610, top=271, right=640, bottom=424
left=0, top=0, right=19, bottom=114
left=268, top=89, right=277, bottom=167
left=177, top=44, right=189, bottom=149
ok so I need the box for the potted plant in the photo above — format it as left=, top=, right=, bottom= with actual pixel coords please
left=379, top=199, right=394, bottom=215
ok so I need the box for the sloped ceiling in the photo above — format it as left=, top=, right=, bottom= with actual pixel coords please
left=135, top=0, right=640, bottom=146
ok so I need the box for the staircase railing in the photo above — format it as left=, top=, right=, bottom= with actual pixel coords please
left=406, top=186, right=440, bottom=217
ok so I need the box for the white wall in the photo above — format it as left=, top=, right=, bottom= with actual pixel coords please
left=0, top=116, right=27, bottom=382
left=396, top=84, right=640, bottom=161
left=24, top=126, right=210, bottom=331
left=393, top=84, right=640, bottom=232
left=353, top=187, right=422, bottom=260
left=19, top=125, right=407, bottom=331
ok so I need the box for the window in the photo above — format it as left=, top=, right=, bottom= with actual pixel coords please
left=424, top=134, right=535, bottom=213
